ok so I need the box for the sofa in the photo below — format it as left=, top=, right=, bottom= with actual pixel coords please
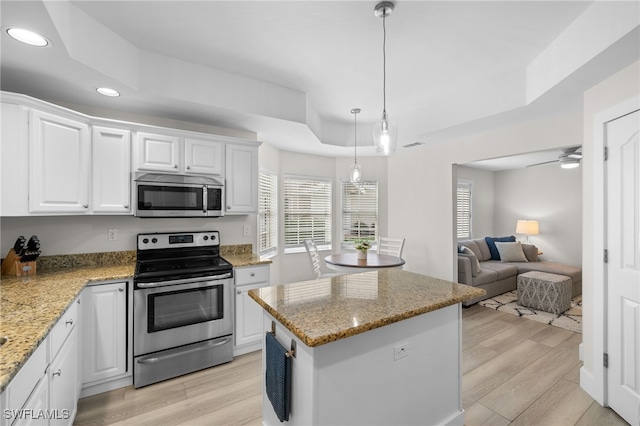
left=457, top=236, right=582, bottom=307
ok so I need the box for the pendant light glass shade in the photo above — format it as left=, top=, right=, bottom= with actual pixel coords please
left=350, top=108, right=362, bottom=182
left=373, top=1, right=396, bottom=156
left=373, top=111, right=397, bottom=156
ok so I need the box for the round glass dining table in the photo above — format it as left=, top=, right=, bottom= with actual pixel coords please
left=324, top=253, right=405, bottom=271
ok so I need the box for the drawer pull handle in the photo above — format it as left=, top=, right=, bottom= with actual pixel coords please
left=53, top=369, right=61, bottom=377
left=66, top=319, right=73, bottom=326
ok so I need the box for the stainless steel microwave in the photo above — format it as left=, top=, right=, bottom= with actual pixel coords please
left=134, top=173, right=224, bottom=217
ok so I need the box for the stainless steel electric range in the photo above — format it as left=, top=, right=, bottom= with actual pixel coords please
left=133, top=230, right=233, bottom=388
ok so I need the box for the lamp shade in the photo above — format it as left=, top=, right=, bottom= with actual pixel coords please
left=516, top=220, right=539, bottom=235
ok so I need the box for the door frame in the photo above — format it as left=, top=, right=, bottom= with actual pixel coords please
left=581, top=95, right=640, bottom=406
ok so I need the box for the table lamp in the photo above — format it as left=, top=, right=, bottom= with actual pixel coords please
left=516, top=220, right=539, bottom=243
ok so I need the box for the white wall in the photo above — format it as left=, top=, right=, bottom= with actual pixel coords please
left=456, top=166, right=494, bottom=239
left=494, top=163, right=582, bottom=266
left=387, top=110, right=583, bottom=280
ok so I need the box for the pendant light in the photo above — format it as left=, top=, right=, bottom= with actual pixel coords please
left=373, top=1, right=397, bottom=156
left=349, top=108, right=362, bottom=182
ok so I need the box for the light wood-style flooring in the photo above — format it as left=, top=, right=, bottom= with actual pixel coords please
left=74, top=305, right=628, bottom=426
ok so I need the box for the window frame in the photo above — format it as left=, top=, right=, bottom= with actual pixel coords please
left=283, top=174, right=332, bottom=254
left=340, top=179, right=379, bottom=249
left=457, top=179, right=473, bottom=240
left=258, top=169, right=278, bottom=258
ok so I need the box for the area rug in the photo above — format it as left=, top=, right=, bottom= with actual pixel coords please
left=478, top=291, right=582, bottom=333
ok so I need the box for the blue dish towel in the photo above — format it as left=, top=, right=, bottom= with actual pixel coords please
left=265, top=331, right=292, bottom=422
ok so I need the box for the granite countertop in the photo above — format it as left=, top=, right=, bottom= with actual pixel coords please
left=0, top=245, right=270, bottom=393
left=249, top=268, right=485, bottom=348
left=0, top=264, right=135, bottom=393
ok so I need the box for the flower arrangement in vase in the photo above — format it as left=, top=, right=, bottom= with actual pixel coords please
left=354, top=239, right=372, bottom=260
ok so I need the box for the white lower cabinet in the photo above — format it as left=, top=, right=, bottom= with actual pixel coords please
left=48, top=328, right=77, bottom=426
left=81, top=283, right=127, bottom=384
left=13, top=373, right=48, bottom=426
left=234, top=265, right=270, bottom=356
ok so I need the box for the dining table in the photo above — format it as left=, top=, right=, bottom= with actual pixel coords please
left=324, top=252, right=405, bottom=272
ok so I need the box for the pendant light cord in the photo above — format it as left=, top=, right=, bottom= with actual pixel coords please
left=382, top=13, right=387, bottom=115
left=353, top=109, right=358, bottom=165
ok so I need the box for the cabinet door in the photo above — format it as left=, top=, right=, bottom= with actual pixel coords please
left=184, top=138, right=224, bottom=176
left=225, top=144, right=258, bottom=214
left=81, top=283, right=127, bottom=385
left=14, top=374, right=48, bottom=426
left=136, top=132, right=180, bottom=172
left=92, top=127, right=131, bottom=213
left=49, top=327, right=77, bottom=426
left=1, top=102, right=29, bottom=216
left=29, top=110, right=90, bottom=213
left=235, top=283, right=267, bottom=348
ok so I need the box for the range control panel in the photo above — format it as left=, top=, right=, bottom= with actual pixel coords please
left=137, top=231, right=219, bottom=250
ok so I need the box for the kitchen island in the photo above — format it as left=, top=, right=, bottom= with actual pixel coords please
left=249, top=268, right=485, bottom=426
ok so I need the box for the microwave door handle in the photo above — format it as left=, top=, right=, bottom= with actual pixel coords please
left=203, top=186, right=207, bottom=213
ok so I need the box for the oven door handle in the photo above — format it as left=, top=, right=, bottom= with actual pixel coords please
left=136, top=273, right=232, bottom=288
left=136, top=337, right=232, bottom=365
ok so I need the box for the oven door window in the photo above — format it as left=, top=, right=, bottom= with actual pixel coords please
left=137, top=184, right=204, bottom=211
left=147, top=284, right=223, bottom=332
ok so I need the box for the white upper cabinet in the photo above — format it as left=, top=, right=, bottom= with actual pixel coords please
left=225, top=143, right=258, bottom=214
left=29, top=109, right=90, bottom=213
left=135, top=132, right=181, bottom=173
left=135, top=132, right=225, bottom=176
left=184, top=137, right=224, bottom=176
left=92, top=126, right=131, bottom=213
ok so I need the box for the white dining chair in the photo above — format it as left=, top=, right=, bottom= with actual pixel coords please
left=376, top=237, right=405, bottom=258
left=303, top=239, right=342, bottom=279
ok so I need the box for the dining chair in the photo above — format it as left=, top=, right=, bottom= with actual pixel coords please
left=303, top=239, right=342, bottom=279
left=376, top=237, right=405, bottom=258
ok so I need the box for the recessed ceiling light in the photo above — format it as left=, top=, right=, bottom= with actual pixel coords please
left=96, top=87, right=120, bottom=97
left=6, top=27, right=49, bottom=47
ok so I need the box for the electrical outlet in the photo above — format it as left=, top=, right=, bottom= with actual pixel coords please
left=108, top=228, right=118, bottom=241
left=393, top=343, right=409, bottom=361
left=243, top=224, right=251, bottom=237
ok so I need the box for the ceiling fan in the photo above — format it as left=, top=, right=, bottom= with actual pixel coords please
left=527, top=146, right=582, bottom=169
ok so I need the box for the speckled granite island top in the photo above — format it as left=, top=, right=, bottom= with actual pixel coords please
left=249, top=268, right=485, bottom=348
left=0, top=264, right=135, bottom=393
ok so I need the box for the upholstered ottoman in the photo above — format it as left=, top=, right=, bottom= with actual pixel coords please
left=517, top=271, right=572, bottom=315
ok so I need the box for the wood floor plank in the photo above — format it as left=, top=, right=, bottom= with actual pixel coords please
left=529, top=324, right=574, bottom=347
left=176, top=393, right=262, bottom=426
left=462, top=344, right=500, bottom=375
left=574, top=401, right=631, bottom=426
left=510, top=378, right=594, bottom=426
left=463, top=402, right=510, bottom=426
left=462, top=339, right=552, bottom=408
left=478, top=318, right=548, bottom=354
left=478, top=337, right=581, bottom=420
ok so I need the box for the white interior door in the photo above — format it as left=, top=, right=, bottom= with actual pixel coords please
left=606, top=108, right=640, bottom=426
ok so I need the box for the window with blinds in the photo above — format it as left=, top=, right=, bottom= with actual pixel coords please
left=341, top=180, right=378, bottom=243
left=457, top=181, right=473, bottom=239
left=284, top=175, right=332, bottom=252
left=258, top=171, right=277, bottom=257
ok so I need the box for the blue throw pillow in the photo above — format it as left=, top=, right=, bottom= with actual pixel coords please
left=485, top=236, right=516, bottom=260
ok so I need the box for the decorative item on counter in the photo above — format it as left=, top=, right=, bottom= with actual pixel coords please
left=1, top=235, right=40, bottom=276
left=354, top=239, right=371, bottom=260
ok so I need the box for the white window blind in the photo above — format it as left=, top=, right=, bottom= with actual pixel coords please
left=284, top=175, right=332, bottom=251
left=457, top=181, right=472, bottom=239
left=258, top=171, right=277, bottom=257
left=341, top=180, right=378, bottom=243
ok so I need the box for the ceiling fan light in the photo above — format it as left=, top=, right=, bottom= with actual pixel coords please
left=560, top=157, right=580, bottom=169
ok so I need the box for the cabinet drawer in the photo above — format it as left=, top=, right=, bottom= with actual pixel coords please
left=235, top=265, right=269, bottom=286
left=4, top=338, right=47, bottom=417
left=50, top=298, right=78, bottom=360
